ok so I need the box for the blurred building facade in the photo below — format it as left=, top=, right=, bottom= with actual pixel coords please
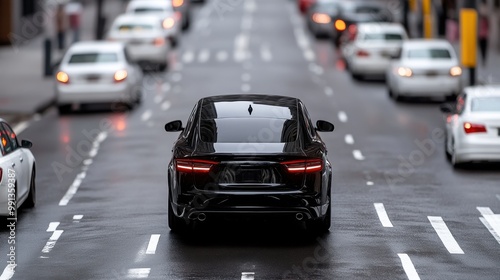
left=0, top=0, right=45, bottom=45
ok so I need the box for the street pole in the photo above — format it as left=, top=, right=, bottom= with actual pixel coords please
left=43, top=0, right=52, bottom=76
left=402, top=0, right=409, bottom=35
left=95, top=0, right=105, bottom=40
left=422, top=0, right=433, bottom=38
left=460, top=0, right=477, bottom=86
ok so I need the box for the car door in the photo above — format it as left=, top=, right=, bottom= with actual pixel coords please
left=0, top=123, right=27, bottom=202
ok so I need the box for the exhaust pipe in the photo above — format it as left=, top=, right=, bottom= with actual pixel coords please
left=197, top=213, right=207, bottom=222
left=296, top=213, right=304, bottom=221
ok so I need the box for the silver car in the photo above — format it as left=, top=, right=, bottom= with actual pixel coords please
left=386, top=39, right=463, bottom=101
left=441, top=85, right=500, bottom=167
left=126, top=0, right=181, bottom=48
left=108, top=14, right=172, bottom=71
left=55, top=41, right=143, bottom=113
left=0, top=119, right=36, bottom=216
left=341, top=22, right=408, bottom=80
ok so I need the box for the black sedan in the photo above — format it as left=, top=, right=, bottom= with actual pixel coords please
left=165, top=95, right=334, bottom=233
left=330, top=0, right=393, bottom=47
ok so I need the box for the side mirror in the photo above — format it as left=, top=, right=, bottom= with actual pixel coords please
left=21, top=139, right=33, bottom=149
left=165, top=120, right=183, bottom=132
left=439, top=103, right=455, bottom=114
left=316, top=120, right=335, bottom=132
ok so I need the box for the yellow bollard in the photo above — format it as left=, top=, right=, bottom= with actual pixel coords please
left=422, top=0, right=432, bottom=38
left=460, top=9, right=477, bottom=68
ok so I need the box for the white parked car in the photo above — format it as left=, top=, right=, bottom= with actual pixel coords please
left=0, top=119, right=36, bottom=216
left=55, top=41, right=143, bottom=113
left=341, top=22, right=408, bottom=80
left=108, top=14, right=171, bottom=71
left=441, top=85, right=500, bottom=167
left=387, top=39, right=463, bottom=101
left=126, top=0, right=181, bottom=47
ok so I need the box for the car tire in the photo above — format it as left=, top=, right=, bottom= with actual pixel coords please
left=57, top=105, right=71, bottom=114
left=24, top=168, right=36, bottom=208
left=158, top=62, right=168, bottom=72
left=445, top=134, right=452, bottom=162
left=170, top=37, right=179, bottom=48
left=168, top=197, right=187, bottom=233
left=351, top=72, right=363, bottom=81
left=182, top=16, right=191, bottom=31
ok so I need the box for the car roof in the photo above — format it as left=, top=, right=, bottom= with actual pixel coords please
left=200, top=94, right=299, bottom=120
left=403, top=39, right=453, bottom=48
left=357, top=22, right=406, bottom=33
left=113, top=13, right=163, bottom=25
left=67, top=41, right=125, bottom=53
left=127, top=0, right=173, bottom=9
left=464, top=85, right=500, bottom=98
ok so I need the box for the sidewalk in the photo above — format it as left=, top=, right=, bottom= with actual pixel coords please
left=0, top=0, right=126, bottom=124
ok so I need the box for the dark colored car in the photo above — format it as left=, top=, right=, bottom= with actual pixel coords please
left=165, top=95, right=335, bottom=233
left=306, top=0, right=341, bottom=38
left=330, top=1, right=393, bottom=47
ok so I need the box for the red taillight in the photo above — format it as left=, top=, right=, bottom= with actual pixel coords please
left=334, top=19, right=346, bottom=31
left=153, top=37, right=165, bottom=46
left=356, top=49, right=370, bottom=57
left=175, top=159, right=218, bottom=173
left=463, top=122, right=487, bottom=134
left=281, top=159, right=323, bottom=174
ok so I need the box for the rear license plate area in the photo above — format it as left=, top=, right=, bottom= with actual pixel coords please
left=236, top=169, right=262, bottom=183
left=426, top=70, right=438, bottom=77
left=86, top=74, right=101, bottom=82
left=498, top=128, right=500, bottom=136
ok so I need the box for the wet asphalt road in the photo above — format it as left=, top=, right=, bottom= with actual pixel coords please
left=1, top=0, right=500, bottom=279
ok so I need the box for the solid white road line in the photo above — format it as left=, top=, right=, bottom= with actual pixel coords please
left=58, top=171, right=86, bottom=206
left=241, top=272, right=255, bottom=280
left=353, top=150, right=365, bottom=161
left=324, top=87, right=333, bottom=96
left=0, top=264, right=15, bottom=280
left=161, top=101, right=171, bottom=111
left=46, top=222, right=60, bottom=232
left=428, top=216, right=464, bottom=254
left=344, top=134, right=354, bottom=145
left=41, top=230, right=64, bottom=254
left=338, top=111, right=348, bottom=123
left=146, top=234, right=161, bottom=255
left=374, top=203, right=394, bottom=227
left=199, top=49, right=210, bottom=63
left=398, top=254, right=420, bottom=280
left=182, top=51, right=194, bottom=63
left=216, top=51, right=228, bottom=62
left=73, top=215, right=83, bottom=220
left=477, top=207, right=500, bottom=241
left=141, top=110, right=152, bottom=122
left=13, top=121, right=30, bottom=135
left=126, top=268, right=150, bottom=279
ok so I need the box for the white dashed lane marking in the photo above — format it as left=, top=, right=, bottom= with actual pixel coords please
left=366, top=181, right=374, bottom=186
left=41, top=230, right=64, bottom=254
left=324, top=87, right=333, bottom=96
left=344, top=134, right=354, bottom=145
left=46, top=222, right=60, bottom=232
left=398, top=254, right=421, bottom=280
left=477, top=207, right=500, bottom=244
left=13, top=120, right=30, bottom=134
left=146, top=234, right=161, bottom=255
left=141, top=110, right=152, bottom=122
left=241, top=272, right=255, bottom=280
left=161, top=101, right=171, bottom=111
left=338, top=111, right=348, bottom=123
left=374, top=203, right=393, bottom=227
left=73, top=215, right=83, bottom=220
left=126, top=268, right=150, bottom=279
left=199, top=49, right=210, bottom=63
left=182, top=51, right=195, bottom=63
left=428, top=216, right=464, bottom=254
left=241, top=84, right=251, bottom=92
left=216, top=51, right=228, bottom=62
left=352, top=150, right=365, bottom=161
left=0, top=264, right=15, bottom=280
left=260, top=44, right=272, bottom=62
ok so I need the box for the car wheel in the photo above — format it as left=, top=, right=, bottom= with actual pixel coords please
left=351, top=72, right=363, bottom=81
left=24, top=168, right=36, bottom=208
left=445, top=134, right=452, bottom=162
left=158, top=62, right=168, bottom=72
left=388, top=87, right=394, bottom=98
left=170, top=37, right=179, bottom=48
left=57, top=105, right=71, bottom=114
left=182, top=16, right=191, bottom=31
left=168, top=197, right=187, bottom=233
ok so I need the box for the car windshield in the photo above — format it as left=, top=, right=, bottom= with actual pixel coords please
left=471, top=97, right=500, bottom=112
left=199, top=118, right=298, bottom=143
left=317, top=3, right=339, bottom=14
left=364, top=33, right=403, bottom=41
left=116, top=23, right=155, bottom=32
left=68, top=53, right=119, bottom=64
left=407, top=48, right=452, bottom=59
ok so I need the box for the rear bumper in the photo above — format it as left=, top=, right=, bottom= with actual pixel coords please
left=128, top=45, right=169, bottom=64
left=455, top=140, right=500, bottom=163
left=56, top=83, right=132, bottom=104
left=393, top=75, right=461, bottom=97
left=350, top=58, right=391, bottom=75
left=172, top=191, right=329, bottom=221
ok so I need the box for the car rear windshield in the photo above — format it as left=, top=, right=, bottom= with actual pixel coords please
left=199, top=118, right=298, bottom=143
left=117, top=24, right=155, bottom=32
left=407, top=48, right=451, bottom=59
left=134, top=7, right=166, bottom=13
left=68, top=53, right=118, bottom=64
left=471, top=97, right=500, bottom=112
left=364, top=33, right=403, bottom=41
